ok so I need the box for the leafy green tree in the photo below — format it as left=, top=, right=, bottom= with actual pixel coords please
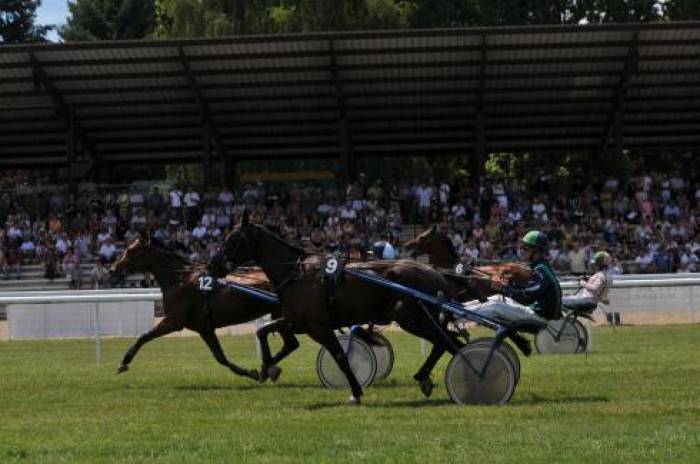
left=576, top=0, right=662, bottom=23
left=60, top=0, right=157, bottom=41
left=0, top=0, right=52, bottom=44
left=664, top=0, right=700, bottom=20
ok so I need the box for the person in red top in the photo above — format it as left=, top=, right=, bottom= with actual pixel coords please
left=62, top=246, right=81, bottom=289
left=3, top=246, right=21, bottom=280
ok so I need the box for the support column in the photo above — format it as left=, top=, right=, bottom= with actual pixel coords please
left=66, top=110, right=77, bottom=196
left=472, top=33, right=487, bottom=201
left=614, top=107, right=624, bottom=156
left=202, top=125, right=213, bottom=188
left=223, top=157, right=236, bottom=190
left=330, top=40, right=355, bottom=183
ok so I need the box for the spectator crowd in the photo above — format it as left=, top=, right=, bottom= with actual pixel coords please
left=1, top=168, right=700, bottom=289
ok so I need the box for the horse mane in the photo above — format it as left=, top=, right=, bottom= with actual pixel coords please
left=250, top=223, right=307, bottom=257
left=147, top=239, right=204, bottom=272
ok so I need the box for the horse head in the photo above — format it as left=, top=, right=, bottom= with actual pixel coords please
left=108, top=235, right=151, bottom=281
left=211, top=212, right=306, bottom=286
left=403, top=225, right=457, bottom=268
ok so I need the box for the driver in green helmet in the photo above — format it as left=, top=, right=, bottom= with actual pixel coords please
left=499, top=230, right=563, bottom=320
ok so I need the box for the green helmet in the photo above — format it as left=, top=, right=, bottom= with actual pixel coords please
left=521, top=230, right=548, bottom=250
left=592, top=251, right=611, bottom=267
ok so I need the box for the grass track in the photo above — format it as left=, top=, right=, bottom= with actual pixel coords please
left=0, top=325, right=699, bottom=463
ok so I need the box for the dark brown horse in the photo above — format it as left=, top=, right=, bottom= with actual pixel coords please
left=403, top=226, right=532, bottom=297
left=108, top=237, right=299, bottom=381
left=208, top=215, right=464, bottom=404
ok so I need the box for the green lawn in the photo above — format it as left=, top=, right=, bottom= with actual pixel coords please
left=0, top=325, right=698, bottom=463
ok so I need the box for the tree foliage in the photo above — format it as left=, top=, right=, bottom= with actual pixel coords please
left=0, top=0, right=51, bottom=44
left=60, top=0, right=156, bottom=41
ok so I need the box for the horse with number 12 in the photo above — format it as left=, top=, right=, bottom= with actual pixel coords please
left=107, top=234, right=299, bottom=380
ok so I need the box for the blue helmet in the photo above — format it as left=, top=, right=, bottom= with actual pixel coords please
left=372, top=241, right=397, bottom=260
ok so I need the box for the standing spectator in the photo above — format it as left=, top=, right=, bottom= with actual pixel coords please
left=184, top=187, right=201, bottom=226
left=568, top=242, right=588, bottom=276
left=3, top=246, right=21, bottom=280
left=62, top=247, right=81, bottom=289
left=42, top=244, right=58, bottom=281
left=169, top=186, right=183, bottom=222
left=90, top=258, right=109, bottom=289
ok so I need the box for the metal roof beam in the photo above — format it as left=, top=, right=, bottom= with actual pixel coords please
left=330, top=40, right=355, bottom=179
left=178, top=46, right=226, bottom=159
left=29, top=52, right=99, bottom=164
left=597, top=30, right=639, bottom=156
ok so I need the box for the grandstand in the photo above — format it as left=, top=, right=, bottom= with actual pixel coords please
left=1, top=21, right=699, bottom=297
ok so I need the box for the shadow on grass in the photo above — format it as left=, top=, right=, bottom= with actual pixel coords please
left=174, top=382, right=323, bottom=392
left=513, top=393, right=609, bottom=405
left=305, top=398, right=453, bottom=411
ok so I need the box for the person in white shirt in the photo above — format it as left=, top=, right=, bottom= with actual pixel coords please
left=338, top=202, right=357, bottom=220
left=439, top=182, right=450, bottom=206
left=218, top=188, right=234, bottom=206
left=97, top=230, right=111, bottom=245
left=99, top=238, right=117, bottom=263
left=451, top=203, right=466, bottom=221
left=55, top=235, right=69, bottom=255
left=19, top=239, right=35, bottom=256
left=8, top=225, right=22, bottom=240
left=192, top=223, right=208, bottom=241
left=184, top=188, right=201, bottom=225
left=574, top=251, right=613, bottom=305
left=169, top=188, right=183, bottom=209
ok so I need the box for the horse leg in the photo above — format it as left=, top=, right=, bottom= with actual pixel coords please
left=117, top=317, right=181, bottom=374
left=307, top=325, right=364, bottom=405
left=268, top=326, right=300, bottom=368
left=397, top=303, right=465, bottom=398
left=199, top=329, right=259, bottom=381
left=256, top=319, right=298, bottom=383
left=413, top=344, right=446, bottom=398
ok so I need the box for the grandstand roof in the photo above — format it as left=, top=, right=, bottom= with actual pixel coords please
left=1, top=21, right=699, bottom=168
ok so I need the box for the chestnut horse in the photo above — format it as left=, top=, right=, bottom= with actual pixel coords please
left=108, top=237, right=299, bottom=381
left=208, top=215, right=464, bottom=404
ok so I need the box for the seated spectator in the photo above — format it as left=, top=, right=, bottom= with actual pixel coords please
left=99, top=237, right=117, bottom=263
left=218, top=187, right=234, bottom=206
left=19, top=237, right=36, bottom=261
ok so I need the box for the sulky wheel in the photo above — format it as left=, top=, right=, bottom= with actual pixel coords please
left=316, top=334, right=377, bottom=389
left=468, top=337, right=521, bottom=385
left=535, top=319, right=581, bottom=354
left=573, top=319, right=589, bottom=354
left=368, top=332, right=395, bottom=382
left=445, top=344, right=517, bottom=406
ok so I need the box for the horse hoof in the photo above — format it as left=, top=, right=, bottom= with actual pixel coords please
left=116, top=365, right=129, bottom=374
left=247, top=370, right=260, bottom=382
left=348, top=395, right=362, bottom=405
left=267, top=365, right=282, bottom=383
left=419, top=378, right=435, bottom=398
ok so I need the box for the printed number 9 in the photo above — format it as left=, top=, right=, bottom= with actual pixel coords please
left=455, top=263, right=464, bottom=275
left=325, top=258, right=338, bottom=275
left=199, top=276, right=213, bottom=291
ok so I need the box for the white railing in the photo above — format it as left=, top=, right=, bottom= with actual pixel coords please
left=2, top=274, right=699, bottom=361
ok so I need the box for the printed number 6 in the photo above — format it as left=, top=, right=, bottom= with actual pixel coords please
left=455, top=263, right=464, bottom=275
left=325, top=258, right=338, bottom=275
left=199, top=276, right=213, bottom=291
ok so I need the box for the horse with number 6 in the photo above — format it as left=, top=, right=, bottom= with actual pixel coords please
left=402, top=225, right=533, bottom=299
left=208, top=212, right=466, bottom=405
left=107, top=234, right=299, bottom=381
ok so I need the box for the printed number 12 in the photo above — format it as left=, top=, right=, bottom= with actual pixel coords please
left=199, top=276, right=213, bottom=291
